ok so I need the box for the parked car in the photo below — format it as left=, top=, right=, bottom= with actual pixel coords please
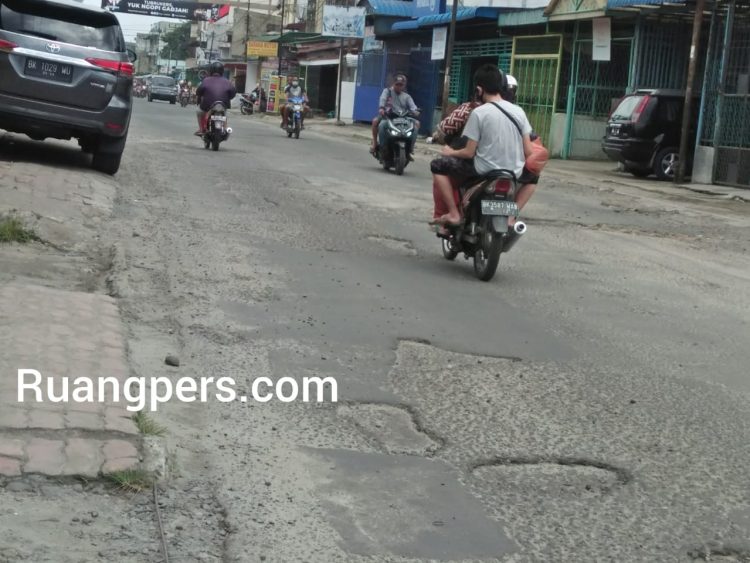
left=602, top=89, right=697, bottom=180
left=0, top=0, right=135, bottom=175
left=147, top=75, right=178, bottom=104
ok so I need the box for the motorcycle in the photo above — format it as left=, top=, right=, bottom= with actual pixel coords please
left=285, top=96, right=305, bottom=139
left=179, top=89, right=190, bottom=107
left=373, top=109, right=417, bottom=176
left=437, top=170, right=526, bottom=282
left=239, top=92, right=256, bottom=115
left=201, top=101, right=232, bottom=151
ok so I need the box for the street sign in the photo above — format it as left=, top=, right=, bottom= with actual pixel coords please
left=247, top=41, right=278, bottom=58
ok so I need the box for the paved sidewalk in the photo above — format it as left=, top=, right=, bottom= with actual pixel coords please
left=1, top=134, right=141, bottom=480
left=0, top=283, right=140, bottom=478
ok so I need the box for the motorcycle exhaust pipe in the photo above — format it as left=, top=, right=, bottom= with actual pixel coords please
left=502, top=221, right=527, bottom=253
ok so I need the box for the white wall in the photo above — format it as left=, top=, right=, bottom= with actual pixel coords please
left=341, top=81, right=356, bottom=121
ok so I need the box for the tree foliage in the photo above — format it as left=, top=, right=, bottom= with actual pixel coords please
left=159, top=23, right=191, bottom=61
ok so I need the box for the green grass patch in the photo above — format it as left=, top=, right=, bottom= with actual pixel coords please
left=132, top=411, right=167, bottom=436
left=0, top=216, right=38, bottom=243
left=105, top=469, right=154, bottom=493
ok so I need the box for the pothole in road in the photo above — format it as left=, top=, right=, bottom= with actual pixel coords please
left=337, top=402, right=443, bottom=456
left=365, top=235, right=418, bottom=256
left=470, top=456, right=632, bottom=497
left=687, top=544, right=750, bottom=562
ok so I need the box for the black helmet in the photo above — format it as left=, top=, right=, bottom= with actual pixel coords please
left=209, top=61, right=224, bottom=76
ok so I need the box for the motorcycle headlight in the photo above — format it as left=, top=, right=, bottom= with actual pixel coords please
left=390, top=128, right=400, bottom=135
left=405, top=131, right=412, bottom=137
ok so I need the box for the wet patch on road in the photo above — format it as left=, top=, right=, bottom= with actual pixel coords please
left=336, top=402, right=443, bottom=456
left=301, top=448, right=518, bottom=559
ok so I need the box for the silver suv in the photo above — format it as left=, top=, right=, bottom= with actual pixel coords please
left=0, top=0, right=134, bottom=174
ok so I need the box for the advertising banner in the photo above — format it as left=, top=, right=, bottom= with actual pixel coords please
left=101, top=1, right=229, bottom=22
left=363, top=26, right=383, bottom=52
left=322, top=6, right=365, bottom=38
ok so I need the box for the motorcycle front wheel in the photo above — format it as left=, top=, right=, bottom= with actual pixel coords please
left=395, top=147, right=406, bottom=176
left=294, top=120, right=300, bottom=139
left=473, top=217, right=502, bottom=281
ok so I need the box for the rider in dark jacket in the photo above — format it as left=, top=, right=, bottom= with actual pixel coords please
left=195, top=62, right=236, bottom=135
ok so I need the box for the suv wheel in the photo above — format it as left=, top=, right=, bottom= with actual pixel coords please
left=92, top=150, right=123, bottom=175
left=654, top=147, right=679, bottom=181
left=170, top=98, right=176, bottom=105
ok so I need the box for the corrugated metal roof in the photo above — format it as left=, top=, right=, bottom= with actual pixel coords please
left=364, top=0, right=415, bottom=17
left=392, top=7, right=502, bottom=30
left=497, top=8, right=547, bottom=26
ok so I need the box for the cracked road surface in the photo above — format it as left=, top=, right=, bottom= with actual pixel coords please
left=10, top=99, right=750, bottom=562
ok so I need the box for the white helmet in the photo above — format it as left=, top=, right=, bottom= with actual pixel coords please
left=506, top=74, right=518, bottom=92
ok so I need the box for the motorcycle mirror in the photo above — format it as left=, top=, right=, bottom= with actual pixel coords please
left=127, top=49, right=137, bottom=63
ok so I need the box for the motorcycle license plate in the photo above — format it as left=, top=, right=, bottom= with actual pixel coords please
left=481, top=200, right=518, bottom=216
left=212, top=116, right=227, bottom=121
left=293, top=105, right=302, bottom=111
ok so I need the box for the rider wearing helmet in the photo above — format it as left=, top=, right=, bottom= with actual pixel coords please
left=504, top=74, right=518, bottom=103
left=195, top=61, right=236, bottom=136
left=281, top=77, right=309, bottom=129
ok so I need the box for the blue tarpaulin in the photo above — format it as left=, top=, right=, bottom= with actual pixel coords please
left=391, top=7, right=502, bottom=31
left=363, top=0, right=415, bottom=17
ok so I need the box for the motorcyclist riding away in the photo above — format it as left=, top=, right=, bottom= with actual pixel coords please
left=281, top=77, right=309, bottom=129
left=194, top=62, right=236, bottom=136
left=429, top=65, right=533, bottom=227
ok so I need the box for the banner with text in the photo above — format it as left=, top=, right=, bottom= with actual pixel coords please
left=101, top=1, right=229, bottom=22
left=322, top=6, right=366, bottom=38
left=247, top=41, right=278, bottom=58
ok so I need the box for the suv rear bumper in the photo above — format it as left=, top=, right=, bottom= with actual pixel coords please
left=602, top=137, right=655, bottom=167
left=0, top=91, right=131, bottom=142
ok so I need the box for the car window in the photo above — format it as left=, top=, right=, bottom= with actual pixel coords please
left=152, top=77, right=175, bottom=87
left=655, top=98, right=681, bottom=122
left=0, top=0, right=123, bottom=51
left=611, top=95, right=646, bottom=120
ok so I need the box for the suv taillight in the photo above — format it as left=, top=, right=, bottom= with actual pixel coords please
left=631, top=95, right=651, bottom=124
left=0, top=39, right=18, bottom=52
left=85, top=58, right=134, bottom=77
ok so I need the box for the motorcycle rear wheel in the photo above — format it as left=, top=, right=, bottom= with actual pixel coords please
left=441, top=238, right=459, bottom=261
left=473, top=217, right=502, bottom=281
left=240, top=106, right=248, bottom=115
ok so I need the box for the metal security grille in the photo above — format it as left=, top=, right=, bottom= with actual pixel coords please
left=511, top=34, right=562, bottom=143
left=449, top=39, right=513, bottom=103
left=565, top=38, right=633, bottom=159
left=631, top=20, right=693, bottom=90
left=714, top=8, right=750, bottom=187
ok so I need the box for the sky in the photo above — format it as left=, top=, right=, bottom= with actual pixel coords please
left=80, top=0, right=189, bottom=41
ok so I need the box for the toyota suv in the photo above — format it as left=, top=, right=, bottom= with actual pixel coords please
left=0, top=0, right=134, bottom=175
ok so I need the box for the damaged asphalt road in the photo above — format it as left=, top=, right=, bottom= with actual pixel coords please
left=4, top=98, right=750, bottom=562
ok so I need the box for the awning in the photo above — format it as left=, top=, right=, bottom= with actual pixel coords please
left=607, top=0, right=685, bottom=7
left=361, top=0, right=414, bottom=17
left=300, top=58, right=339, bottom=66
left=268, top=32, right=325, bottom=44
left=391, top=7, right=503, bottom=31
left=498, top=8, right=548, bottom=27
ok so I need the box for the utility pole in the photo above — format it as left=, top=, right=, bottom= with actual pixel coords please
left=208, top=30, right=215, bottom=63
left=440, top=0, right=459, bottom=118
left=674, top=0, right=706, bottom=183
left=336, top=38, right=345, bottom=124
left=245, top=0, right=251, bottom=64
left=277, top=0, right=285, bottom=77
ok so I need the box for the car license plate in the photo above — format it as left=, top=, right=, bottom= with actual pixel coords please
left=24, top=58, right=73, bottom=84
left=481, top=200, right=518, bottom=216
left=610, top=124, right=621, bottom=135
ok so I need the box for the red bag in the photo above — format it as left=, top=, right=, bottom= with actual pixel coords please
left=525, top=137, right=549, bottom=176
